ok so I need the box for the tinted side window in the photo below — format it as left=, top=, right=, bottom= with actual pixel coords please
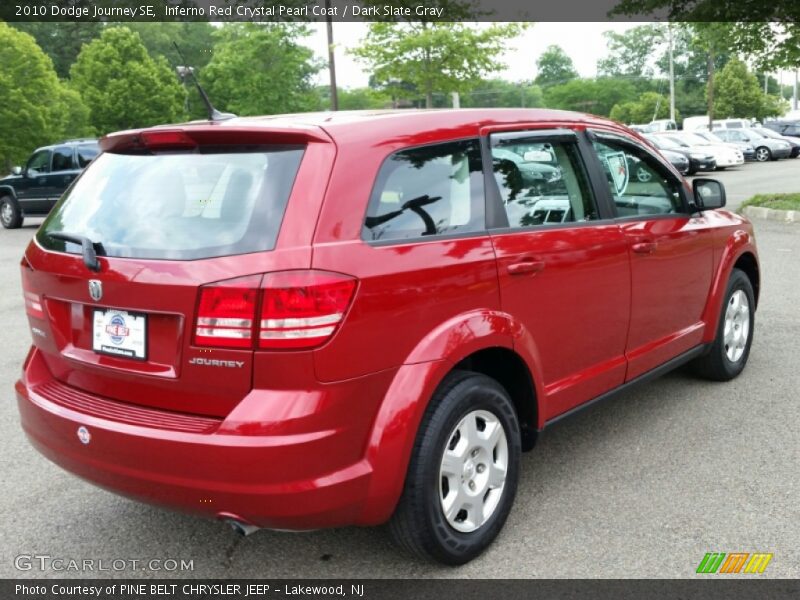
left=592, top=139, right=684, bottom=216
left=51, top=146, right=74, bottom=172
left=27, top=150, right=51, bottom=175
left=491, top=139, right=597, bottom=227
left=77, top=145, right=99, bottom=168
left=362, top=140, right=484, bottom=242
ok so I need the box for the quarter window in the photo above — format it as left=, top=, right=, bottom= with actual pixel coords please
left=76, top=145, right=99, bottom=168
left=592, top=139, right=684, bottom=216
left=362, top=140, right=484, bottom=242
left=491, top=138, right=597, bottom=227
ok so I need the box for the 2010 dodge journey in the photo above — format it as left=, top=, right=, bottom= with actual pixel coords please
left=16, top=109, right=759, bottom=564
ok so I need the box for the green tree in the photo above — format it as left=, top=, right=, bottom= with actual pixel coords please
left=352, top=22, right=524, bottom=108
left=598, top=25, right=665, bottom=81
left=610, top=92, right=679, bottom=124
left=461, top=79, right=543, bottom=108
left=336, top=87, right=393, bottom=110
left=712, top=59, right=786, bottom=121
left=126, top=23, right=215, bottom=71
left=544, top=78, right=638, bottom=117
left=70, top=27, right=185, bottom=134
left=12, top=22, right=104, bottom=79
left=0, top=23, right=91, bottom=170
left=535, top=45, right=578, bottom=88
left=610, top=2, right=799, bottom=71
left=201, top=24, right=322, bottom=116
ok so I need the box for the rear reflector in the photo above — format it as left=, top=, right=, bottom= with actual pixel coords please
left=194, top=275, right=261, bottom=348
left=193, top=271, right=356, bottom=351
left=259, top=271, right=356, bottom=349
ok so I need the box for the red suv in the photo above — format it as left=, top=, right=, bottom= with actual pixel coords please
left=16, top=110, right=759, bottom=564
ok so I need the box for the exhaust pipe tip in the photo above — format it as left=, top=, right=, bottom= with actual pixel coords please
left=218, top=513, right=260, bottom=536
left=225, top=518, right=260, bottom=536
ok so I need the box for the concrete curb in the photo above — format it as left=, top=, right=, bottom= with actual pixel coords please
left=741, top=205, right=800, bottom=223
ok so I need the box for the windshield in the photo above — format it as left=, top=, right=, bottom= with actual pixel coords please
left=699, top=132, right=725, bottom=144
left=679, top=133, right=711, bottom=145
left=38, top=147, right=305, bottom=260
left=756, top=128, right=780, bottom=139
left=647, top=135, right=680, bottom=150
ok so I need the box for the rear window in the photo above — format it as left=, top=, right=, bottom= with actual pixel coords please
left=38, top=147, right=304, bottom=260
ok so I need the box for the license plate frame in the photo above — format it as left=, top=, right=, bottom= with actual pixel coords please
left=92, top=308, right=147, bottom=361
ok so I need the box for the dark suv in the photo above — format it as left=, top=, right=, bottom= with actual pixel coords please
left=16, top=110, right=759, bottom=564
left=0, top=139, right=99, bottom=229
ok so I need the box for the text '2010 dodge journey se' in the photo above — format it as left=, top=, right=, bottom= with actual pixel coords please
left=16, top=109, right=759, bottom=564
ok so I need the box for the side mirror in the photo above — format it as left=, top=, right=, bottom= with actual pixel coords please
left=693, top=178, right=726, bottom=210
left=11, top=166, right=22, bottom=176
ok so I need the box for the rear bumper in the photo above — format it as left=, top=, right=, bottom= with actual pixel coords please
left=16, top=347, right=399, bottom=530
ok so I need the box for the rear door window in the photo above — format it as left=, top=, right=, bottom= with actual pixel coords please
left=362, top=139, right=484, bottom=242
left=51, top=146, right=75, bottom=172
left=38, top=147, right=305, bottom=260
left=490, top=137, right=598, bottom=227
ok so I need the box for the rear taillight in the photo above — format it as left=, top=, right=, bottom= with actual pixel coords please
left=193, top=271, right=356, bottom=351
left=259, top=271, right=357, bottom=349
left=24, top=292, right=45, bottom=320
left=194, top=275, right=261, bottom=348
left=20, top=256, right=45, bottom=320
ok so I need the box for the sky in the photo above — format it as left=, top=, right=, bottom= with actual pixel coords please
left=303, top=22, right=640, bottom=88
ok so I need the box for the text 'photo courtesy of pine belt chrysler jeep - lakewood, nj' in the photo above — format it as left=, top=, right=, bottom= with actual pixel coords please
left=15, top=109, right=759, bottom=565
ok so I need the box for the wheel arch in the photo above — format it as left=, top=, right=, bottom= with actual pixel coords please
left=356, top=311, right=543, bottom=525
left=701, top=230, right=760, bottom=344
left=0, top=185, right=17, bottom=200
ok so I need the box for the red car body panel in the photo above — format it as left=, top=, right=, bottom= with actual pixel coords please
left=15, top=109, right=759, bottom=530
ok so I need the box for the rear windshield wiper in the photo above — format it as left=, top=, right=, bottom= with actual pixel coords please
left=46, top=231, right=104, bottom=272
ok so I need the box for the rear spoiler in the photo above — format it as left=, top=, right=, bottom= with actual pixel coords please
left=100, top=125, right=332, bottom=153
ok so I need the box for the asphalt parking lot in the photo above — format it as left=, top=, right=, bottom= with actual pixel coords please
left=1, top=160, right=798, bottom=579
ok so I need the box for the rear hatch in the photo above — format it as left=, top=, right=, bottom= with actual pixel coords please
left=21, top=126, right=330, bottom=418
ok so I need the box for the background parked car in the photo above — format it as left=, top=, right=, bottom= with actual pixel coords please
left=693, top=130, right=756, bottom=161
left=713, top=128, right=792, bottom=162
left=0, top=139, right=99, bottom=229
left=644, top=133, right=716, bottom=174
left=752, top=127, right=800, bottom=158
left=659, top=132, right=743, bottom=170
left=763, top=120, right=800, bottom=138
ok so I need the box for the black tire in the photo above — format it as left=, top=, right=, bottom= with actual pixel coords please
left=691, top=268, right=755, bottom=381
left=754, top=146, right=771, bottom=162
left=0, top=195, right=23, bottom=229
left=389, top=370, right=521, bottom=565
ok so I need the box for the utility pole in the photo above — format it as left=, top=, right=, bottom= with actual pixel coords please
left=325, top=0, right=338, bottom=111
left=794, top=68, right=799, bottom=111
left=451, top=92, right=460, bottom=109
left=668, top=24, right=675, bottom=123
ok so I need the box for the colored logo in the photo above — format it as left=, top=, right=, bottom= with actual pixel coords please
left=77, top=426, right=91, bottom=445
left=105, top=314, right=130, bottom=345
left=88, top=279, right=103, bottom=301
left=696, top=552, right=773, bottom=574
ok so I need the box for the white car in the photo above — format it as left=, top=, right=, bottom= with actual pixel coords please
left=661, top=132, right=744, bottom=169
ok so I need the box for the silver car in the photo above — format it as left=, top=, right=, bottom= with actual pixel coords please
left=714, top=128, right=792, bottom=162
